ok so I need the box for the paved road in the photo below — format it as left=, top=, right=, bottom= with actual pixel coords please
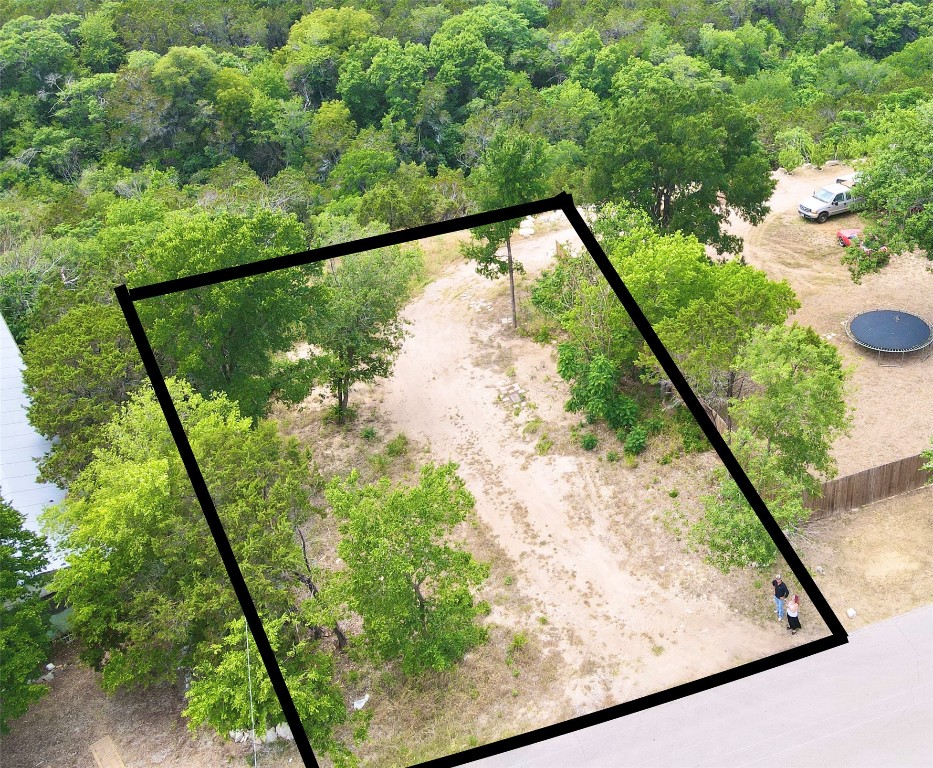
left=466, top=603, right=933, bottom=767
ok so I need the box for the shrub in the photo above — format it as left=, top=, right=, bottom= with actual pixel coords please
left=674, top=407, right=708, bottom=453
left=840, top=238, right=891, bottom=283
left=361, top=426, right=377, bottom=440
left=624, top=424, right=648, bottom=455
left=535, top=435, right=553, bottom=455
left=384, top=433, right=409, bottom=457
left=606, top=450, right=620, bottom=463
left=580, top=432, right=598, bottom=451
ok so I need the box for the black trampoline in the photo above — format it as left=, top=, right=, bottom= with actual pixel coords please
left=845, top=309, right=933, bottom=363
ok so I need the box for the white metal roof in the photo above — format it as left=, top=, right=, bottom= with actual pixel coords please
left=0, top=312, right=67, bottom=571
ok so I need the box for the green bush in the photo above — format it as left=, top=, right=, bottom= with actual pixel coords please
left=606, top=450, right=620, bottom=463
left=643, top=415, right=665, bottom=435
left=580, top=433, right=598, bottom=451
left=689, top=475, right=809, bottom=572
left=361, top=426, right=377, bottom=440
left=624, top=424, right=648, bottom=455
left=384, top=433, right=409, bottom=457
left=674, top=407, right=709, bottom=453
left=840, top=237, right=891, bottom=283
left=606, top=394, right=639, bottom=431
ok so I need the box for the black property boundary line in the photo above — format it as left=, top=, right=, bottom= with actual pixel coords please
left=115, top=191, right=847, bottom=768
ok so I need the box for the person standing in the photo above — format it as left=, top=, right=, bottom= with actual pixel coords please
left=787, top=595, right=802, bottom=635
left=772, top=575, right=789, bottom=621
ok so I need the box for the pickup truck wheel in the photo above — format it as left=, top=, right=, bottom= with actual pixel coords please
left=816, top=211, right=829, bottom=223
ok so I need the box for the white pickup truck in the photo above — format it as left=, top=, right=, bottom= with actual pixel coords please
left=798, top=174, right=862, bottom=223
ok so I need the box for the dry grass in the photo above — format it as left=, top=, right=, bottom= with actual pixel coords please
left=355, top=622, right=567, bottom=768
left=416, top=230, right=473, bottom=285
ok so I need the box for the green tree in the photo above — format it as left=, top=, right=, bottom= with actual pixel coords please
left=326, top=463, right=489, bottom=675
left=690, top=454, right=808, bottom=571
left=0, top=496, right=52, bottom=734
left=337, top=37, right=429, bottom=126
left=22, top=303, right=147, bottom=487
left=283, top=7, right=378, bottom=108
left=643, top=259, right=799, bottom=410
left=304, top=100, right=358, bottom=180
left=858, top=100, right=933, bottom=259
left=183, top=616, right=352, bottom=764
left=728, top=323, right=851, bottom=494
left=44, top=381, right=317, bottom=691
left=586, top=58, right=775, bottom=255
left=77, top=7, right=124, bottom=73
left=131, top=209, right=313, bottom=421
left=0, top=16, right=78, bottom=96
left=462, top=127, right=549, bottom=328
left=358, top=161, right=440, bottom=229
left=301, top=245, right=422, bottom=420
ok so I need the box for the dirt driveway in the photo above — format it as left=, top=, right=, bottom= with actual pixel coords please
left=360, top=223, right=816, bottom=728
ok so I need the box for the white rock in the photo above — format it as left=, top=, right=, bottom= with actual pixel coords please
left=46, top=663, right=55, bottom=671
left=264, top=727, right=278, bottom=743
left=847, top=608, right=857, bottom=618
left=815, top=566, right=825, bottom=574
left=275, top=723, right=294, bottom=741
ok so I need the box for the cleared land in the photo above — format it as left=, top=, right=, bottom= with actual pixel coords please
left=7, top=176, right=932, bottom=767
left=730, top=165, right=933, bottom=477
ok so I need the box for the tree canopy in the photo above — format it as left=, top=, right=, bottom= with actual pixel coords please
left=22, top=302, right=146, bottom=487
left=462, top=126, right=549, bottom=327
left=586, top=58, right=775, bottom=255
left=44, top=380, right=313, bottom=689
left=326, top=463, right=489, bottom=675
left=130, top=209, right=315, bottom=420
left=858, top=99, right=933, bottom=259
left=0, top=496, right=51, bottom=734
left=300, top=244, right=423, bottom=420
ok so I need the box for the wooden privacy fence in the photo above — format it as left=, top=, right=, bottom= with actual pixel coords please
left=697, top=399, right=730, bottom=435
left=804, top=453, right=931, bottom=516
left=694, top=396, right=930, bottom=516
left=693, top=397, right=929, bottom=515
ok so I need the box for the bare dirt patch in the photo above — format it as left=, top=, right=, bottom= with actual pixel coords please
left=735, top=166, right=933, bottom=476
left=1, top=642, right=301, bottom=768
left=793, top=484, right=933, bottom=633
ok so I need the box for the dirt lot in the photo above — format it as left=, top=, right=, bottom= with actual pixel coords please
left=7, top=177, right=931, bottom=767
left=792, top=484, right=933, bottom=634
left=732, top=165, right=933, bottom=476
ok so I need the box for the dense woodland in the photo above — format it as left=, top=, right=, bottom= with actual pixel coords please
left=2, top=0, right=933, bottom=763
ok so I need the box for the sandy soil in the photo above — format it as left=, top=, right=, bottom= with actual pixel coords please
left=792, top=484, right=933, bottom=633
left=729, top=165, right=933, bottom=476
left=355, top=222, right=818, bottom=733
